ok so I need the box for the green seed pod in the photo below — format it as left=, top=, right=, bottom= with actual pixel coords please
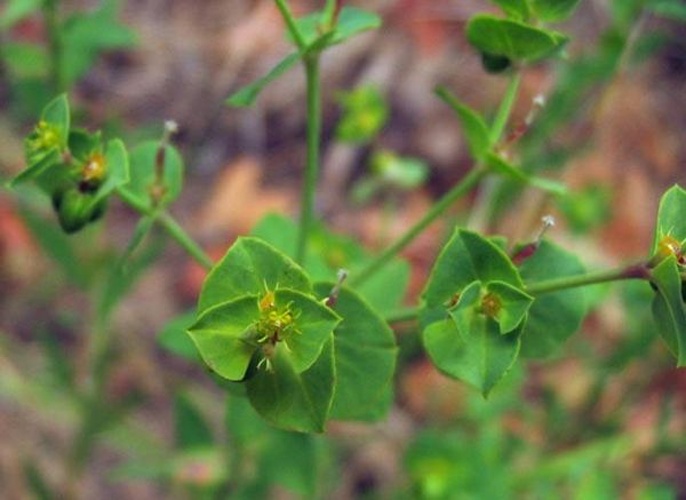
left=52, top=188, right=107, bottom=234
left=481, top=52, right=511, bottom=74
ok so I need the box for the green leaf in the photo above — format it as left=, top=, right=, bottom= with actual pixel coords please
left=247, top=337, right=335, bottom=432
left=486, top=281, right=534, bottom=334
left=331, top=7, right=382, bottom=45
left=423, top=282, right=521, bottom=397
left=197, top=237, right=311, bottom=314
left=9, top=94, right=70, bottom=187
left=295, top=7, right=381, bottom=49
left=486, top=152, right=566, bottom=195
left=188, top=295, right=261, bottom=381
left=226, top=52, right=300, bottom=107
left=0, top=0, right=42, bottom=30
left=422, top=229, right=522, bottom=314
left=466, top=15, right=568, bottom=62
left=120, top=140, right=184, bottom=209
left=651, top=184, right=686, bottom=255
left=650, top=256, right=686, bottom=365
left=488, top=0, right=530, bottom=20
left=158, top=311, right=201, bottom=362
left=519, top=240, right=587, bottom=358
left=435, top=87, right=491, bottom=162
left=273, top=289, right=341, bottom=373
left=174, top=394, right=215, bottom=450
left=93, top=138, right=129, bottom=203
left=8, top=150, right=61, bottom=188
left=314, top=283, right=397, bottom=420
left=530, top=0, right=582, bottom=22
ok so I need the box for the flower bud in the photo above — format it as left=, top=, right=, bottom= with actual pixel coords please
left=52, top=188, right=107, bottom=233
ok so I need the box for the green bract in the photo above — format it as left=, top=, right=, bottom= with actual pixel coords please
left=11, top=94, right=69, bottom=187
left=9, top=95, right=130, bottom=234
left=421, top=230, right=531, bottom=395
left=467, top=14, right=568, bottom=64
left=189, top=237, right=347, bottom=431
left=649, top=185, right=686, bottom=366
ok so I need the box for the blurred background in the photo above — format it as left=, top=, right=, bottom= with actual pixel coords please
left=1, top=0, right=686, bottom=498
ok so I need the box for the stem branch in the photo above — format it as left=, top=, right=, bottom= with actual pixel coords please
left=350, top=167, right=487, bottom=287
left=116, top=188, right=214, bottom=271
left=525, top=262, right=650, bottom=296
left=274, top=0, right=308, bottom=52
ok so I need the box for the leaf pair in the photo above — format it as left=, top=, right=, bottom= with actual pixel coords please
left=187, top=237, right=398, bottom=432
left=467, top=1, right=581, bottom=72
left=226, top=7, right=381, bottom=108
left=8, top=94, right=130, bottom=233
left=422, top=229, right=587, bottom=396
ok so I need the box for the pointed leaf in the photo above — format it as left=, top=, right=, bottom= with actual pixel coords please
left=435, top=87, right=491, bottom=162
left=487, top=0, right=530, bottom=20
left=423, top=305, right=521, bottom=397
left=227, top=52, right=300, bottom=107
left=197, top=237, right=311, bottom=314
left=93, top=138, right=129, bottom=203
left=486, top=281, right=534, bottom=334
left=295, top=7, right=381, bottom=49
left=530, top=0, right=582, bottom=22
left=273, top=289, right=341, bottom=373
left=314, top=283, right=397, bottom=420
left=8, top=150, right=61, bottom=188
left=9, top=94, right=70, bottom=187
left=187, top=296, right=261, bottom=381
left=247, top=337, right=335, bottom=432
left=422, top=229, right=522, bottom=315
left=650, top=256, right=686, bottom=365
left=651, top=184, right=686, bottom=254
left=486, top=152, right=566, bottom=195
left=467, top=15, right=568, bottom=62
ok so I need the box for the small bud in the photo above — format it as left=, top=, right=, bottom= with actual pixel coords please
left=52, top=187, right=107, bottom=233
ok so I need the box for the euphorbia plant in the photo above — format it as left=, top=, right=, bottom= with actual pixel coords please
left=7, top=0, right=686, bottom=440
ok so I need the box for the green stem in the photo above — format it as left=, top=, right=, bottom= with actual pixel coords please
left=296, top=55, right=322, bottom=265
left=43, top=0, right=64, bottom=93
left=116, top=189, right=214, bottom=271
left=525, top=262, right=650, bottom=296
left=350, top=166, right=487, bottom=287
left=489, top=73, right=521, bottom=145
left=274, top=0, right=308, bottom=52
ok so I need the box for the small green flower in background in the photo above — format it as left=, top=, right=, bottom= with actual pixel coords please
left=9, top=94, right=130, bottom=234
